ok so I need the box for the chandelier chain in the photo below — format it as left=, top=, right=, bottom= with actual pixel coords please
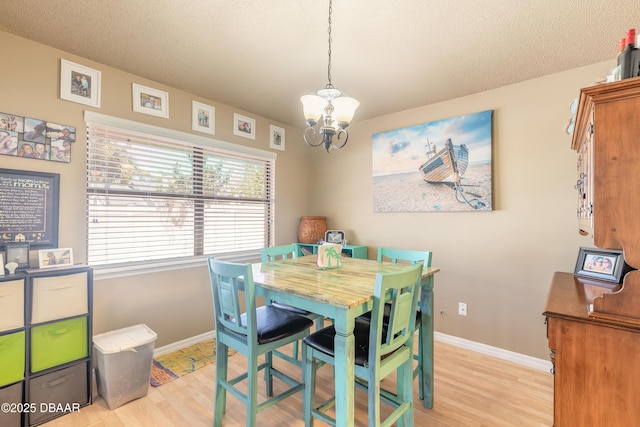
left=326, top=0, right=333, bottom=88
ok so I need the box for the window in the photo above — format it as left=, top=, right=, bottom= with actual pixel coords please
left=85, top=112, right=275, bottom=271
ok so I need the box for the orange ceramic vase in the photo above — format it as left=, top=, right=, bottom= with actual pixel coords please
left=297, top=216, right=328, bottom=244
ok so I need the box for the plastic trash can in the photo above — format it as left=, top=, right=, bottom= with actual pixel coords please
left=93, top=324, right=157, bottom=409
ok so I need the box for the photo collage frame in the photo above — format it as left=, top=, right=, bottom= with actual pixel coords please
left=0, top=113, right=75, bottom=163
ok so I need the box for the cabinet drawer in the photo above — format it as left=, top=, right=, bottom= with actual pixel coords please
left=0, top=331, right=25, bottom=387
left=31, top=272, right=88, bottom=324
left=31, top=318, right=87, bottom=373
left=0, top=279, right=24, bottom=332
left=29, top=362, right=89, bottom=425
left=0, top=381, right=23, bottom=427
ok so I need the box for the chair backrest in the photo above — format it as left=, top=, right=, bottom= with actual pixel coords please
left=368, top=264, right=423, bottom=363
left=208, top=257, right=257, bottom=342
left=377, top=247, right=432, bottom=268
left=261, top=244, right=298, bottom=263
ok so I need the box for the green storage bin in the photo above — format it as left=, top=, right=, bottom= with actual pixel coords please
left=0, top=331, right=25, bottom=387
left=31, top=318, right=87, bottom=373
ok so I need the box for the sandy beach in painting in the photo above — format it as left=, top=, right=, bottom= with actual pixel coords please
left=373, top=163, right=492, bottom=212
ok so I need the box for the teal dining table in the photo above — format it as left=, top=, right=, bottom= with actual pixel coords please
left=251, top=255, right=439, bottom=427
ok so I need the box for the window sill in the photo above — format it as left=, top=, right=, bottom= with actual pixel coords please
left=92, top=251, right=261, bottom=280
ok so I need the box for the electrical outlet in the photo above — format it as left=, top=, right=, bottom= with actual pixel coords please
left=458, top=302, right=467, bottom=316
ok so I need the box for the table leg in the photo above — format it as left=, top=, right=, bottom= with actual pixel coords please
left=333, top=314, right=356, bottom=427
left=420, top=276, right=434, bottom=408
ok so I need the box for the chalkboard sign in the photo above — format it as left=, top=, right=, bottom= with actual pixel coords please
left=0, top=168, right=59, bottom=248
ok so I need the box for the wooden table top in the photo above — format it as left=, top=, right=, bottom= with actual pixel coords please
left=252, top=255, right=439, bottom=310
left=543, top=271, right=620, bottom=320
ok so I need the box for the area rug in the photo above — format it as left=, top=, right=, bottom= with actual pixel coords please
left=150, top=338, right=234, bottom=387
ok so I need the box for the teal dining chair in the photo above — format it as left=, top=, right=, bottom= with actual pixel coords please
left=359, top=247, right=433, bottom=401
left=208, top=257, right=313, bottom=427
left=261, top=244, right=325, bottom=367
left=302, top=263, right=423, bottom=427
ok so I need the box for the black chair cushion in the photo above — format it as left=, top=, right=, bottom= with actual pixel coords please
left=358, top=303, right=421, bottom=329
left=239, top=306, right=313, bottom=344
left=271, top=301, right=313, bottom=316
left=303, top=318, right=390, bottom=368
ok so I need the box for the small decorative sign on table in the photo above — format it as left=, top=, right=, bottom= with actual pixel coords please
left=316, top=243, right=342, bottom=269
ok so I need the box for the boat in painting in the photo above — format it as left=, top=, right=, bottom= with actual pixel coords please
left=418, top=138, right=468, bottom=183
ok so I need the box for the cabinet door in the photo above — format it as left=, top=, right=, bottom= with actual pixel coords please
left=592, top=90, right=640, bottom=265
left=575, top=107, right=594, bottom=235
left=553, top=318, right=640, bottom=426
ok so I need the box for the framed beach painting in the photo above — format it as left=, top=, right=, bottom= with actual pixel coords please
left=233, top=113, right=255, bottom=140
left=132, top=83, right=169, bottom=118
left=269, top=125, right=285, bottom=151
left=60, top=59, right=101, bottom=108
left=372, top=110, right=493, bottom=212
left=192, top=101, right=215, bottom=135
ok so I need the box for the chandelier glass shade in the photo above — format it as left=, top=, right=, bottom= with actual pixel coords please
left=301, top=0, right=359, bottom=152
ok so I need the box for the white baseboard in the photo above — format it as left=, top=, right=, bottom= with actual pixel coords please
left=153, top=330, right=215, bottom=357
left=435, top=332, right=553, bottom=373
left=154, top=330, right=553, bottom=373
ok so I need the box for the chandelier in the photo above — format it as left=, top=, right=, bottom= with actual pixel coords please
left=301, top=0, right=359, bottom=152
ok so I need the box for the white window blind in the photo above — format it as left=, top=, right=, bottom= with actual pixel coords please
left=85, top=115, right=274, bottom=269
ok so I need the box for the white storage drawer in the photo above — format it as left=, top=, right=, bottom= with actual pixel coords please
left=0, top=279, right=24, bottom=332
left=31, top=272, right=88, bottom=324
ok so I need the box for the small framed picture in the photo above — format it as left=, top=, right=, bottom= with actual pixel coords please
left=132, top=83, right=169, bottom=118
left=269, top=125, right=285, bottom=151
left=60, top=59, right=101, bottom=108
left=5, top=242, right=30, bottom=271
left=192, top=101, right=215, bottom=135
left=0, top=130, right=19, bottom=156
left=23, top=118, right=47, bottom=144
left=324, top=230, right=345, bottom=244
left=38, top=248, right=73, bottom=269
left=233, top=113, right=256, bottom=140
left=0, top=113, right=24, bottom=133
left=45, top=122, right=76, bottom=143
left=574, top=247, right=630, bottom=284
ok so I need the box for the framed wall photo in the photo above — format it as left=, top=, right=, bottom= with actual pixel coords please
left=192, top=101, right=215, bottom=135
left=132, top=83, right=169, bottom=118
left=574, top=247, right=631, bottom=284
left=60, top=59, right=101, bottom=108
left=269, top=125, right=285, bottom=151
left=38, top=248, right=73, bottom=268
left=233, top=113, right=256, bottom=140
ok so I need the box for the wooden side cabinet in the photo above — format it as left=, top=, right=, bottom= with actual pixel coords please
left=572, top=77, right=640, bottom=267
left=544, top=272, right=640, bottom=426
left=546, top=76, right=640, bottom=425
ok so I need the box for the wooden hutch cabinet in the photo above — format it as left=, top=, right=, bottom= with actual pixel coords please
left=544, top=77, right=640, bottom=426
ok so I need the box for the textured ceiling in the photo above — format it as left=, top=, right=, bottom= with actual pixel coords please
left=0, top=0, right=638, bottom=126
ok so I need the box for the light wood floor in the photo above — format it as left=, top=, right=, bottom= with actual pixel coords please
left=43, top=340, right=553, bottom=426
